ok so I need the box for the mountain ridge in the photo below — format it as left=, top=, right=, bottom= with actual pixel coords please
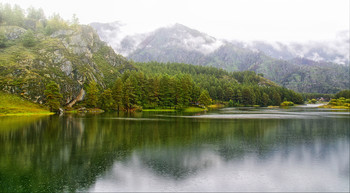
left=91, top=22, right=349, bottom=94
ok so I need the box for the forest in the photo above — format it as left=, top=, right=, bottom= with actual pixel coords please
left=44, top=62, right=305, bottom=112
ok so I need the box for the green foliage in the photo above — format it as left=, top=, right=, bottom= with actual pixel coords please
left=325, top=97, right=350, bottom=109
left=44, top=81, right=62, bottom=112
left=308, top=99, right=317, bottom=104
left=183, top=107, right=207, bottom=113
left=21, top=29, right=37, bottom=47
left=0, top=31, right=7, bottom=48
left=130, top=62, right=303, bottom=108
left=85, top=81, right=99, bottom=108
left=242, top=87, right=256, bottom=106
left=272, top=90, right=281, bottom=106
left=198, top=90, right=211, bottom=107
left=99, top=88, right=114, bottom=111
left=122, top=77, right=135, bottom=111
left=262, top=93, right=269, bottom=107
left=91, top=62, right=304, bottom=111
left=26, top=7, right=45, bottom=21
left=44, top=14, right=69, bottom=35
left=112, top=78, right=123, bottom=111
left=280, top=101, right=294, bottom=106
left=335, top=90, right=350, bottom=99
left=0, top=92, right=51, bottom=115
left=228, top=99, right=234, bottom=107
left=0, top=3, right=25, bottom=27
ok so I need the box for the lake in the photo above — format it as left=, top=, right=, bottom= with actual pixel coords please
left=0, top=106, right=349, bottom=192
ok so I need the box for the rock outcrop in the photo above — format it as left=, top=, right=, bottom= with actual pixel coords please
left=0, top=25, right=134, bottom=105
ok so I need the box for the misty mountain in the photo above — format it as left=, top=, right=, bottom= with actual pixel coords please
left=91, top=22, right=349, bottom=94
left=241, top=32, right=349, bottom=65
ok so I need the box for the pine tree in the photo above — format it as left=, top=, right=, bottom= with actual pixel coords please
left=85, top=81, right=99, bottom=108
left=112, top=78, right=123, bottom=111
left=235, top=88, right=243, bottom=105
left=44, top=81, right=62, bottom=112
left=159, top=75, right=173, bottom=107
left=191, top=84, right=201, bottom=103
left=272, top=90, right=281, bottom=106
left=198, top=90, right=211, bottom=107
left=262, top=93, right=269, bottom=107
left=242, top=87, right=252, bottom=105
left=146, top=76, right=160, bottom=108
left=123, top=77, right=135, bottom=111
left=99, top=89, right=114, bottom=111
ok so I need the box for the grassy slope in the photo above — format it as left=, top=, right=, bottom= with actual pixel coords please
left=0, top=92, right=53, bottom=116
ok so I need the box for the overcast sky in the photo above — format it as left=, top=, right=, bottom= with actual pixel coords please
left=2, top=0, right=349, bottom=42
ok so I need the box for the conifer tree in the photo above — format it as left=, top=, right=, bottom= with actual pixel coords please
left=272, top=90, right=281, bottom=106
left=262, top=93, right=270, bottom=107
left=112, top=78, right=123, bottom=111
left=123, top=77, right=135, bottom=111
left=85, top=81, right=99, bottom=108
left=44, top=81, right=62, bottom=112
left=198, top=90, right=211, bottom=107
left=99, top=89, right=114, bottom=111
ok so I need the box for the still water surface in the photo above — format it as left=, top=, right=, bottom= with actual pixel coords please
left=0, top=107, right=349, bottom=192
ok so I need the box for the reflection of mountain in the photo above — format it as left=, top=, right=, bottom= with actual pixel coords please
left=0, top=112, right=349, bottom=191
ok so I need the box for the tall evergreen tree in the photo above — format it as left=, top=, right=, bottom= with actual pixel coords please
left=112, top=78, right=123, bottom=111
left=85, top=81, right=99, bottom=108
left=272, top=90, right=281, bottom=106
left=44, top=81, right=62, bottom=112
left=198, top=90, right=211, bottom=107
left=99, top=89, right=114, bottom=111
left=123, top=77, right=135, bottom=111
left=262, top=93, right=270, bottom=107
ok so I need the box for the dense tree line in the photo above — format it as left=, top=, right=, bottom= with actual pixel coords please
left=84, top=70, right=210, bottom=111
left=136, top=62, right=303, bottom=106
left=77, top=62, right=303, bottom=111
left=335, top=90, right=350, bottom=99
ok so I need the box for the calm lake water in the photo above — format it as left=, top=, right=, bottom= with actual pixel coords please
left=0, top=107, right=349, bottom=192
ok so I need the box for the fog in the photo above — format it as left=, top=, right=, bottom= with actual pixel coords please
left=2, top=0, right=349, bottom=43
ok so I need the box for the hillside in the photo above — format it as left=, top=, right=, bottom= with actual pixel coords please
left=0, top=92, right=52, bottom=116
left=91, top=22, right=350, bottom=94
left=0, top=6, right=134, bottom=106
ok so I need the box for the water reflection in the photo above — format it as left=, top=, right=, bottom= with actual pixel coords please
left=0, top=108, right=349, bottom=192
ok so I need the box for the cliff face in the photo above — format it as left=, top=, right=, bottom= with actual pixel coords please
left=0, top=25, right=133, bottom=105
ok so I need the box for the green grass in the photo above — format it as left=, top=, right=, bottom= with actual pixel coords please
left=319, top=105, right=350, bottom=109
left=142, top=109, right=177, bottom=112
left=0, top=92, right=53, bottom=116
left=183, top=107, right=208, bottom=113
left=208, top=104, right=225, bottom=109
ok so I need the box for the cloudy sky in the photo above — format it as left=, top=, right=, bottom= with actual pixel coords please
left=2, top=0, right=349, bottom=42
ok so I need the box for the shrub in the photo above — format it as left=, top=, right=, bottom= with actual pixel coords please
left=280, top=101, right=294, bottom=106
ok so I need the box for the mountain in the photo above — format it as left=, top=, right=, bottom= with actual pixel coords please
left=91, top=22, right=349, bottom=94
left=0, top=18, right=133, bottom=105
left=241, top=32, right=349, bottom=65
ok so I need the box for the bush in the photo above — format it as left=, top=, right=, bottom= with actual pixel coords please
left=280, top=101, right=294, bottom=106
left=308, top=99, right=317, bottom=104
left=327, top=98, right=350, bottom=107
left=0, top=31, right=8, bottom=48
left=22, top=29, right=37, bottom=47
